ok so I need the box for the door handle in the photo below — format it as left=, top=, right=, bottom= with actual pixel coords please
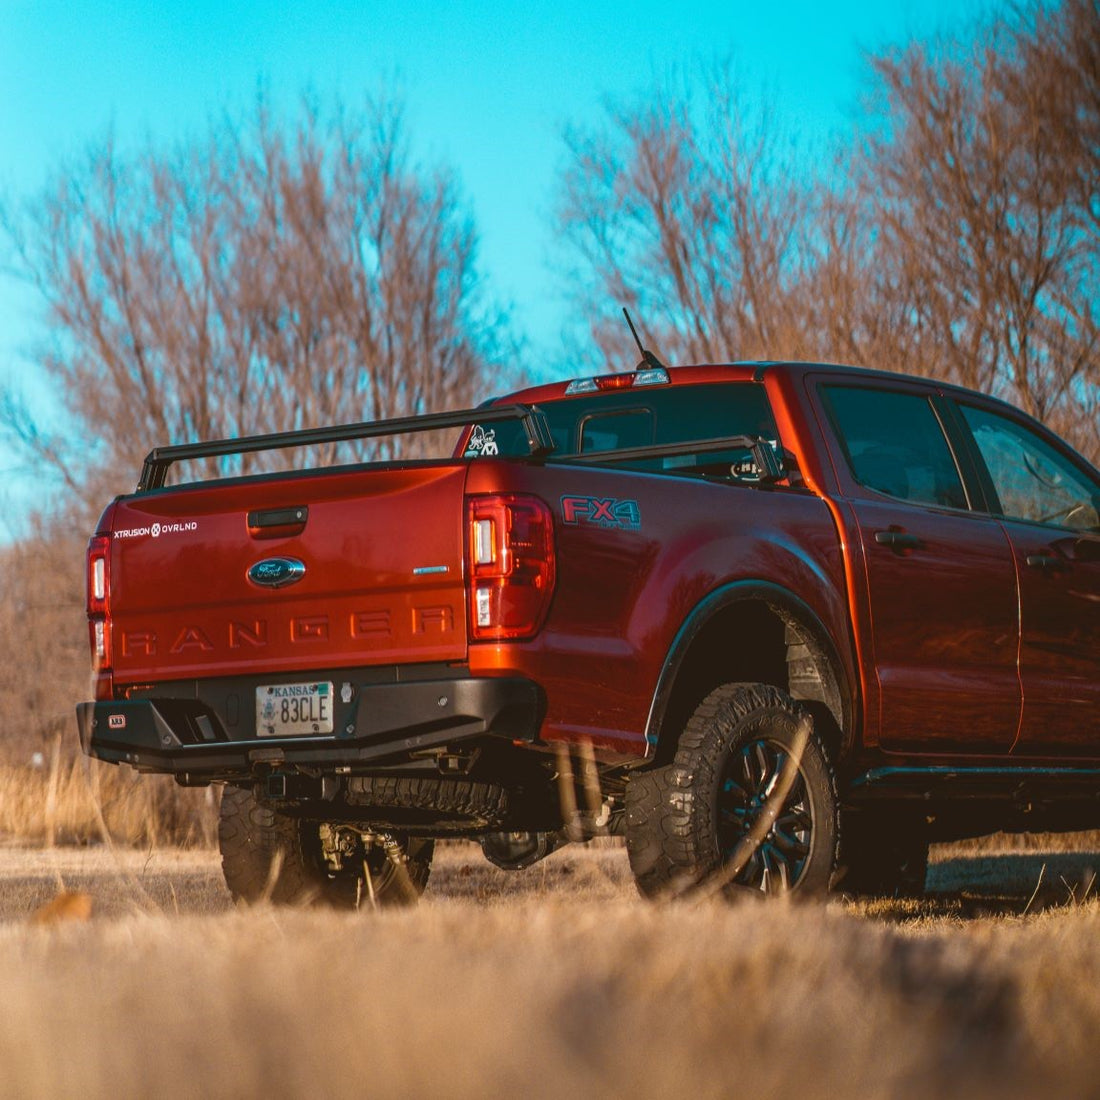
left=1025, top=553, right=1064, bottom=571
left=874, top=530, right=923, bottom=552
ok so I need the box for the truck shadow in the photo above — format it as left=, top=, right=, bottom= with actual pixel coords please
left=862, top=850, right=1100, bottom=921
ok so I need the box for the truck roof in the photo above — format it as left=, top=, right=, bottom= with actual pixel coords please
left=494, top=360, right=960, bottom=406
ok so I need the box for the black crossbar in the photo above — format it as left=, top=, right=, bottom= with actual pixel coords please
left=547, top=435, right=784, bottom=480
left=137, top=403, right=555, bottom=491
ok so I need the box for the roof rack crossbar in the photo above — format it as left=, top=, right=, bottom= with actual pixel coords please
left=137, top=403, right=554, bottom=492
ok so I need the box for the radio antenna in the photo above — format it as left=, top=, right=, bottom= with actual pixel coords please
left=622, top=307, right=666, bottom=372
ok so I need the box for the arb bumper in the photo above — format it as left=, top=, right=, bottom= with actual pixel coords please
left=76, top=675, right=543, bottom=782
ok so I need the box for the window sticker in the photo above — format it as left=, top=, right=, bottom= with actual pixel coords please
left=464, top=425, right=499, bottom=458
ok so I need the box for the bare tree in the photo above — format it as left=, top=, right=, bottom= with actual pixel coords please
left=1010, top=0, right=1100, bottom=454
left=556, top=6, right=1098, bottom=463
left=850, top=1, right=1099, bottom=456
left=1, top=92, right=513, bottom=512
left=556, top=60, right=819, bottom=368
left=0, top=518, right=88, bottom=764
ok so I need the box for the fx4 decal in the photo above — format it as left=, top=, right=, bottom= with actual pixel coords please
left=560, top=495, right=641, bottom=531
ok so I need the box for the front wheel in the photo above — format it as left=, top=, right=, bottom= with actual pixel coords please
left=218, top=786, right=433, bottom=908
left=626, top=683, right=838, bottom=899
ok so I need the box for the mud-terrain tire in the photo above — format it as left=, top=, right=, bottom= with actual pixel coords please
left=626, top=683, right=838, bottom=899
left=839, top=810, right=929, bottom=898
left=218, top=786, right=433, bottom=908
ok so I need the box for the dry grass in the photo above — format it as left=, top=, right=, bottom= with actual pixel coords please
left=1, top=843, right=1100, bottom=1099
left=4, top=765, right=1100, bottom=1098
left=0, top=759, right=218, bottom=848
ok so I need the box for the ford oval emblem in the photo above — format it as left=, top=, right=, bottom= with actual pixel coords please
left=247, top=557, right=306, bottom=589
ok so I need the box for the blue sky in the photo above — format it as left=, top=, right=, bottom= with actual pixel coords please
left=0, top=0, right=978, bottom=530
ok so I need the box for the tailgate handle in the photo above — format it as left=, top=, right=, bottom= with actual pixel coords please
left=248, top=506, right=309, bottom=539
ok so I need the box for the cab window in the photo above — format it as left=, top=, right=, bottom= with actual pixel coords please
left=960, top=404, right=1100, bottom=531
left=580, top=409, right=655, bottom=452
left=823, top=386, right=968, bottom=510
left=467, top=383, right=778, bottom=477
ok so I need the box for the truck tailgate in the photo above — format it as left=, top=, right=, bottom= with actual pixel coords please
left=105, top=464, right=469, bottom=683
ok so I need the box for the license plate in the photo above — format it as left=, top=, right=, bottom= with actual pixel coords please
left=256, top=681, right=334, bottom=737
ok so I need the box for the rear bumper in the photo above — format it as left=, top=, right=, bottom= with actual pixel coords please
left=77, top=675, right=543, bottom=782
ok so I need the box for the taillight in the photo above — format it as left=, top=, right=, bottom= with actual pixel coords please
left=87, top=536, right=110, bottom=616
left=86, top=536, right=112, bottom=696
left=466, top=494, right=555, bottom=641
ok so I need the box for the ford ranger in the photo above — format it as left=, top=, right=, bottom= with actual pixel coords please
left=76, top=355, right=1100, bottom=904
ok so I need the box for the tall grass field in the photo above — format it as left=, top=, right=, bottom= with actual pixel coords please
left=1, top=761, right=1099, bottom=1099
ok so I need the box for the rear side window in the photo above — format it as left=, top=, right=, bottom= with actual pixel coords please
left=468, top=383, right=778, bottom=476
left=823, top=386, right=968, bottom=510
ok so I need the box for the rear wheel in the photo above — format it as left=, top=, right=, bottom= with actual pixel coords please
left=626, top=683, right=838, bottom=899
left=218, top=786, right=433, bottom=908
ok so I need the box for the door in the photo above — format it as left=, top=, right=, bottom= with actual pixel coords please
left=820, top=383, right=1021, bottom=754
left=958, top=403, right=1100, bottom=757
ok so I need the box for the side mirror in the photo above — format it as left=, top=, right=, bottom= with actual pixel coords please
left=1073, top=536, right=1100, bottom=563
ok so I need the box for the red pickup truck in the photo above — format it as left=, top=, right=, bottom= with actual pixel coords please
left=77, top=360, right=1100, bottom=904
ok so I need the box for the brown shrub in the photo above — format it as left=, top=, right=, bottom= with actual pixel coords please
left=0, top=759, right=218, bottom=848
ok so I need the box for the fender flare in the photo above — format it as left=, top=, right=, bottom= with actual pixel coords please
left=642, top=580, right=857, bottom=760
